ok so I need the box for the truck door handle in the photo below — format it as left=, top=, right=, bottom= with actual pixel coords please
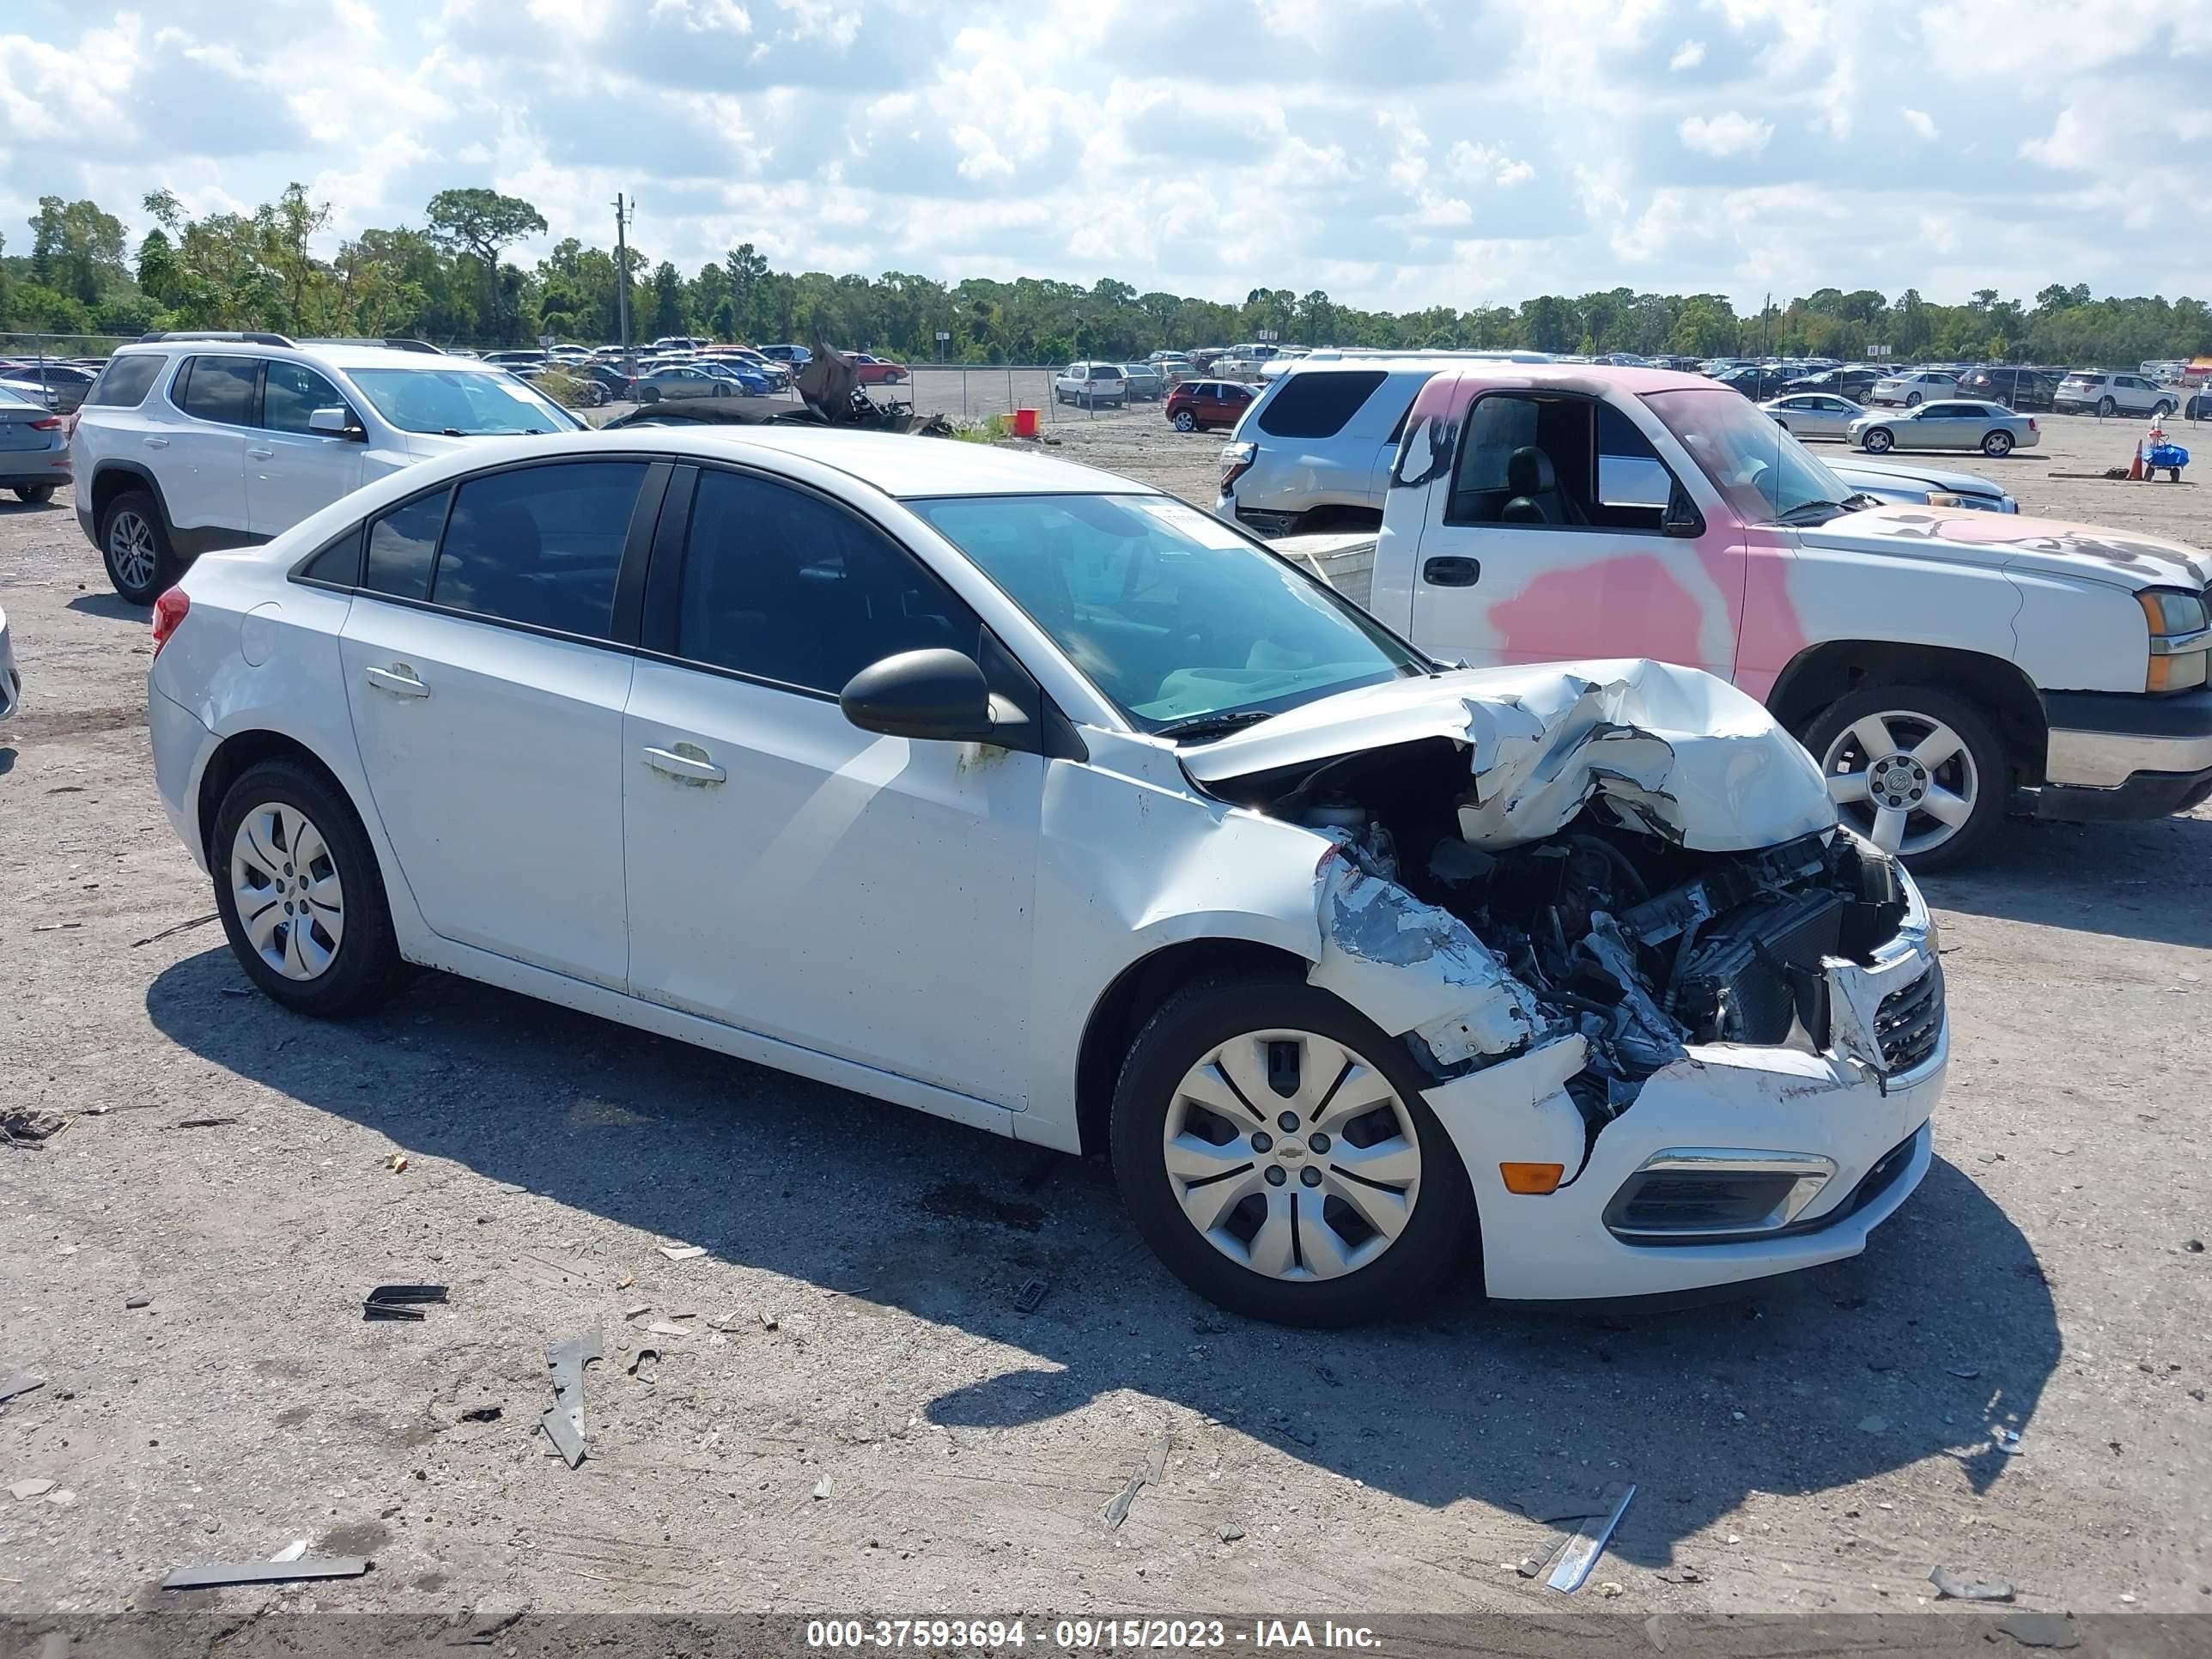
left=363, top=664, right=430, bottom=699
left=1423, top=556, right=1481, bottom=587
left=247, top=447, right=275, bottom=460
left=641, top=743, right=726, bottom=784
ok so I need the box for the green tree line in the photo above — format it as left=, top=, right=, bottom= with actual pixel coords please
left=5, top=184, right=2209, bottom=371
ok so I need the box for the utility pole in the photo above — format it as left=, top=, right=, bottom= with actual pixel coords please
left=613, top=192, right=634, bottom=369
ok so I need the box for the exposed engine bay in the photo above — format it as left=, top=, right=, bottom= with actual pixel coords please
left=1206, top=730, right=1919, bottom=1132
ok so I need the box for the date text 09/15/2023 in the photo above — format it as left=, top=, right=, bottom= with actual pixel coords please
left=805, top=1620, right=1383, bottom=1650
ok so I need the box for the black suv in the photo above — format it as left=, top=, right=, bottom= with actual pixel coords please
left=1958, top=366, right=2063, bottom=411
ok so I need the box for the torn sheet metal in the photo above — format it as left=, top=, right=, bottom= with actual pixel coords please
left=1547, top=1482, right=1636, bottom=1592
left=542, top=1331, right=602, bottom=1468
left=1307, top=842, right=1546, bottom=1066
left=162, top=1557, right=371, bottom=1590
left=1182, top=659, right=1835, bottom=854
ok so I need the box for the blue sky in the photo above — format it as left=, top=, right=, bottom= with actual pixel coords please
left=3, top=0, right=2207, bottom=311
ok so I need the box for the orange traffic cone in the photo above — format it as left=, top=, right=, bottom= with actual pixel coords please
left=2129, top=441, right=2144, bottom=480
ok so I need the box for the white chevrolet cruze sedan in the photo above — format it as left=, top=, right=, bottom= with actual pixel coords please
left=146, top=429, right=1947, bottom=1325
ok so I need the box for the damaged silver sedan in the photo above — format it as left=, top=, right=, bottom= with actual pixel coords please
left=147, top=430, right=1944, bottom=1328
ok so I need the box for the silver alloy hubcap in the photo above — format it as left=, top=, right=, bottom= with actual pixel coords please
left=1163, top=1029, right=1421, bottom=1282
left=108, top=512, right=157, bottom=592
left=1822, top=710, right=1978, bottom=856
left=230, top=803, right=345, bottom=980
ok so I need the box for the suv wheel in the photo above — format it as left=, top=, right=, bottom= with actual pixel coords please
left=2098, top=396, right=2117, bottom=417
left=1801, top=684, right=2007, bottom=870
left=99, top=489, right=179, bottom=604
left=213, top=760, right=405, bottom=1016
left=2154, top=399, right=2175, bottom=419
left=1173, top=410, right=1198, bottom=432
left=1110, top=975, right=1478, bottom=1327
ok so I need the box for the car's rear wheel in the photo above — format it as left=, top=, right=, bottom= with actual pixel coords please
left=14, top=484, right=54, bottom=505
left=1111, top=975, right=1478, bottom=1327
left=1173, top=410, right=1197, bottom=431
left=1982, top=429, right=2014, bottom=456
left=2098, top=396, right=2117, bottom=417
left=212, top=760, right=404, bottom=1016
left=1862, top=426, right=1894, bottom=453
left=99, top=489, right=179, bottom=605
left=1802, top=684, right=2007, bottom=870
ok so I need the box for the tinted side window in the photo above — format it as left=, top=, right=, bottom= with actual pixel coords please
left=365, top=488, right=451, bottom=602
left=299, top=525, right=364, bottom=587
left=1256, top=370, right=1388, bottom=439
left=1449, top=393, right=1541, bottom=509
left=432, top=462, right=645, bottom=639
left=264, top=362, right=350, bottom=434
left=85, top=355, right=165, bottom=409
left=674, top=470, right=975, bottom=696
left=177, top=356, right=259, bottom=425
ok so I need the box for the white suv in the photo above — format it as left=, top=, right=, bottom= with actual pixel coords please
left=1054, top=362, right=1127, bottom=410
left=71, top=331, right=583, bottom=602
left=2052, top=371, right=2176, bottom=419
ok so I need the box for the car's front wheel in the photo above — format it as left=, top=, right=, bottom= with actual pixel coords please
left=1862, top=426, right=1894, bottom=453
left=2154, top=399, right=2174, bottom=419
left=1173, top=410, right=1197, bottom=431
left=99, top=489, right=179, bottom=604
left=1802, top=684, right=2007, bottom=869
left=1982, top=429, right=2014, bottom=456
left=212, top=760, right=404, bottom=1016
left=1111, top=975, right=1478, bottom=1327
left=14, top=484, right=54, bottom=505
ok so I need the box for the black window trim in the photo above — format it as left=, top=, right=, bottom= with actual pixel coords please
left=630, top=459, right=1079, bottom=757
left=167, top=352, right=265, bottom=428
left=1442, top=386, right=1700, bottom=537
left=259, top=359, right=361, bottom=436
left=283, top=453, right=673, bottom=653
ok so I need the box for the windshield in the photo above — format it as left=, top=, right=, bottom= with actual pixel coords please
left=1641, top=386, right=1856, bottom=525
left=346, top=368, right=580, bottom=434
left=906, top=494, right=1427, bottom=733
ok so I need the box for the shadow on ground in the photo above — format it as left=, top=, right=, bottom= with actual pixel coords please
left=149, top=947, right=2056, bottom=1567
left=66, top=592, right=149, bottom=622
left=1921, top=810, right=2212, bottom=949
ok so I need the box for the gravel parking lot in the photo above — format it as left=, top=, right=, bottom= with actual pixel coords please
left=3, top=410, right=2209, bottom=1621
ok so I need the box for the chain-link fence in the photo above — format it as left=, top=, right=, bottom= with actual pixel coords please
left=893, top=365, right=1169, bottom=426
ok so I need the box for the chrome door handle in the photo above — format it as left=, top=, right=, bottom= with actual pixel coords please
left=247, top=447, right=274, bottom=460
left=641, top=743, right=726, bottom=784
left=143, top=437, right=168, bottom=449
left=364, top=664, right=430, bottom=699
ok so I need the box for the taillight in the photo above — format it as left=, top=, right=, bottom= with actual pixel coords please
left=1220, top=441, right=1256, bottom=491
left=2027, top=417, right=2038, bottom=432
left=29, top=416, right=61, bottom=432
left=152, top=588, right=190, bottom=655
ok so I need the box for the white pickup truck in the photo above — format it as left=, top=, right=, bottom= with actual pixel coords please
left=1344, top=363, right=2212, bottom=867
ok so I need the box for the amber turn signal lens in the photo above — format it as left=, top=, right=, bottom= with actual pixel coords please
left=1499, top=1162, right=1565, bottom=1195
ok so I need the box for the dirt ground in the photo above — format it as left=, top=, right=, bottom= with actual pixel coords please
left=3, top=409, right=2209, bottom=1623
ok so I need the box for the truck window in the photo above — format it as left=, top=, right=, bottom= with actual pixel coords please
left=1446, top=392, right=1593, bottom=526
left=1256, top=370, right=1388, bottom=439
left=1596, top=403, right=1674, bottom=515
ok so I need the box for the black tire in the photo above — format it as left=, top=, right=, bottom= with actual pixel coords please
left=211, top=759, right=405, bottom=1017
left=2153, top=399, right=2174, bottom=419
left=1173, top=410, right=1197, bottom=432
left=1799, top=683, right=2008, bottom=872
left=2098, top=396, right=2116, bottom=417
left=14, top=484, right=54, bottom=504
left=1862, top=427, right=1894, bottom=453
left=1109, top=975, right=1480, bottom=1328
left=1905, top=391, right=1923, bottom=407
left=98, top=488, right=180, bottom=605
left=639, top=385, right=662, bottom=404
left=713, top=382, right=731, bottom=398
left=1981, top=429, right=2014, bottom=457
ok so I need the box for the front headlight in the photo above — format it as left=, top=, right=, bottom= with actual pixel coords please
left=2141, top=587, right=2211, bottom=692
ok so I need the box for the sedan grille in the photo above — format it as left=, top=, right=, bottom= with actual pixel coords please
left=1875, top=962, right=1943, bottom=1074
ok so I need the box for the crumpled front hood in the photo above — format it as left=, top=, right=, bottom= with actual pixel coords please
left=1802, top=505, right=2212, bottom=590
left=1180, top=659, right=1837, bottom=853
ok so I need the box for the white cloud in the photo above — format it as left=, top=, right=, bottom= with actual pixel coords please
left=1669, top=40, right=1705, bottom=70
left=1678, top=111, right=1773, bottom=157
left=1444, top=140, right=1534, bottom=187
left=1901, top=107, right=1939, bottom=139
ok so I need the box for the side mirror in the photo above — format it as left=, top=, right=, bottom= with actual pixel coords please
left=309, top=406, right=362, bottom=440
left=839, top=648, right=999, bottom=744
left=1661, top=487, right=1705, bottom=538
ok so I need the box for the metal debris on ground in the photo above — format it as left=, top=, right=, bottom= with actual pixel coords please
left=167, top=1117, right=240, bottom=1131
left=758, top=1310, right=779, bottom=1330
left=644, top=1318, right=692, bottom=1338
left=1547, top=1482, right=1636, bottom=1593
left=1929, top=1565, right=2015, bottom=1601
left=1996, top=1614, right=2080, bottom=1650
left=1101, top=1432, right=1172, bottom=1529
left=131, top=912, right=221, bottom=948
left=659, top=1244, right=706, bottom=1261
left=623, top=1303, right=650, bottom=1321
left=270, top=1540, right=310, bottom=1563
left=30, top=921, right=83, bottom=933
left=362, top=1284, right=448, bottom=1322
left=1515, top=1490, right=1610, bottom=1524
left=1947, top=1366, right=1982, bottom=1379
left=812, top=1474, right=834, bottom=1500
left=125, top=1294, right=151, bottom=1310
left=1217, top=1524, right=1245, bottom=1543
left=1992, top=1426, right=2023, bottom=1454
left=9, top=1479, right=56, bottom=1501
left=541, top=1331, right=603, bottom=1468
left=385, top=1153, right=409, bottom=1174
left=1653, top=1564, right=1705, bottom=1584
left=1012, top=1277, right=1049, bottom=1314
left=1, top=1108, right=70, bottom=1146
left=161, top=1556, right=372, bottom=1590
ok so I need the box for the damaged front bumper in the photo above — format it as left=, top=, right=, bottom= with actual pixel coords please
left=1421, top=873, right=1945, bottom=1302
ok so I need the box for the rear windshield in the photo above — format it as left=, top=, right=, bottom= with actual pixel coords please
left=1256, top=370, right=1389, bottom=440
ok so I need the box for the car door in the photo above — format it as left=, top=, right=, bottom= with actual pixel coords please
left=161, top=356, right=256, bottom=538
left=1907, top=403, right=1972, bottom=449
left=1810, top=396, right=1860, bottom=438
left=1407, top=385, right=1741, bottom=681
left=246, top=361, right=366, bottom=535
left=621, top=463, right=1042, bottom=1107
left=338, top=458, right=663, bottom=988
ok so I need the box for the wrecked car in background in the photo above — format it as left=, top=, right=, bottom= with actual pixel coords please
left=146, top=428, right=1943, bottom=1328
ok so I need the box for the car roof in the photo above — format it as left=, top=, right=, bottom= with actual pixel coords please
left=115, top=339, right=511, bottom=374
